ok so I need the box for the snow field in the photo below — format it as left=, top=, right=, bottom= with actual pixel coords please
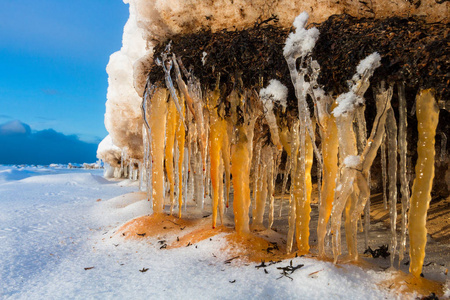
left=0, top=167, right=443, bottom=299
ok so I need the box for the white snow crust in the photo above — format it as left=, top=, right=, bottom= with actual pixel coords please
left=283, top=12, right=319, bottom=58
left=332, top=91, right=364, bottom=118
left=259, top=79, right=288, bottom=110
left=356, top=52, right=381, bottom=75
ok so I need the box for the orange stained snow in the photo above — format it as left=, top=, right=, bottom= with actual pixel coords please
left=115, top=214, right=195, bottom=239
left=379, top=272, right=444, bottom=297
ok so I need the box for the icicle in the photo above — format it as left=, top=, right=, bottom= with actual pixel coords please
left=121, top=148, right=128, bottom=178
left=166, top=98, right=178, bottom=215
left=172, top=55, right=196, bottom=117
left=386, top=106, right=398, bottom=267
left=149, top=87, right=169, bottom=214
left=408, top=89, right=439, bottom=278
left=128, top=159, right=133, bottom=180
left=330, top=53, right=384, bottom=262
left=142, top=84, right=156, bottom=202
left=157, top=49, right=185, bottom=127
left=231, top=125, right=251, bottom=234
left=287, top=120, right=299, bottom=253
left=260, top=79, right=287, bottom=149
left=364, top=197, right=370, bottom=249
left=331, top=107, right=359, bottom=262
left=187, top=75, right=208, bottom=192
left=223, top=131, right=231, bottom=210
left=355, top=104, right=371, bottom=249
left=439, top=132, right=447, bottom=163
left=344, top=191, right=358, bottom=259
left=208, top=87, right=228, bottom=228
left=252, top=145, right=269, bottom=230
left=252, top=140, right=263, bottom=207
left=204, top=111, right=211, bottom=200
left=183, top=145, right=189, bottom=211
left=295, top=123, right=313, bottom=254
left=194, top=140, right=204, bottom=209
left=120, top=149, right=124, bottom=177
left=348, top=82, right=393, bottom=261
left=279, top=153, right=291, bottom=218
left=176, top=93, right=186, bottom=218
left=174, top=141, right=179, bottom=209
left=267, top=147, right=275, bottom=229
left=218, top=158, right=225, bottom=225
left=316, top=93, right=339, bottom=258
left=284, top=12, right=323, bottom=168
left=381, top=133, right=388, bottom=210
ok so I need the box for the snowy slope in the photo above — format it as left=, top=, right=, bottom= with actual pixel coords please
left=0, top=167, right=445, bottom=299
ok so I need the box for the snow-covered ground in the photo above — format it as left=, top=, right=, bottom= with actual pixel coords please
left=0, top=165, right=447, bottom=299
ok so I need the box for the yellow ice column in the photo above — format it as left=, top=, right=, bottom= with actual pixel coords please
left=210, top=117, right=228, bottom=228
left=285, top=121, right=314, bottom=254
left=231, top=126, right=251, bottom=234
left=295, top=127, right=314, bottom=254
left=150, top=88, right=168, bottom=214
left=408, top=89, right=439, bottom=277
left=166, top=98, right=177, bottom=215
left=176, top=94, right=186, bottom=218
left=317, top=112, right=339, bottom=257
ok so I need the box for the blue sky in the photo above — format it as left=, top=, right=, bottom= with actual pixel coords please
left=0, top=0, right=128, bottom=145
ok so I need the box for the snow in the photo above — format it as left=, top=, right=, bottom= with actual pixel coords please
left=356, top=52, right=381, bottom=76
left=259, top=79, right=288, bottom=110
left=332, top=91, right=364, bottom=118
left=343, top=155, right=361, bottom=168
left=0, top=165, right=442, bottom=299
left=283, top=12, right=319, bottom=58
left=104, top=2, right=147, bottom=161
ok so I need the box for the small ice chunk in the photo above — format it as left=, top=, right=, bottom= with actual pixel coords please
left=201, top=52, right=207, bottom=65
left=356, top=52, right=381, bottom=75
left=343, top=155, right=360, bottom=168
left=332, top=91, right=364, bottom=118
left=283, top=12, right=319, bottom=58
left=259, top=79, right=288, bottom=109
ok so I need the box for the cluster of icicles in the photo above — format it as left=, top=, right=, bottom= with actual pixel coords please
left=113, top=12, right=440, bottom=278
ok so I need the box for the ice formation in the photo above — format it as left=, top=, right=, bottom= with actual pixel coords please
left=100, top=0, right=446, bottom=285
left=96, top=135, right=123, bottom=178
left=408, top=89, right=439, bottom=277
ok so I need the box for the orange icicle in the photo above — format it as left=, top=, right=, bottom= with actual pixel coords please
left=166, top=98, right=177, bottom=215
left=231, top=126, right=251, bottom=234
left=295, top=127, right=314, bottom=254
left=176, top=93, right=186, bottom=218
left=150, top=87, right=168, bottom=214
left=408, top=89, right=439, bottom=277
left=317, top=111, right=339, bottom=257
